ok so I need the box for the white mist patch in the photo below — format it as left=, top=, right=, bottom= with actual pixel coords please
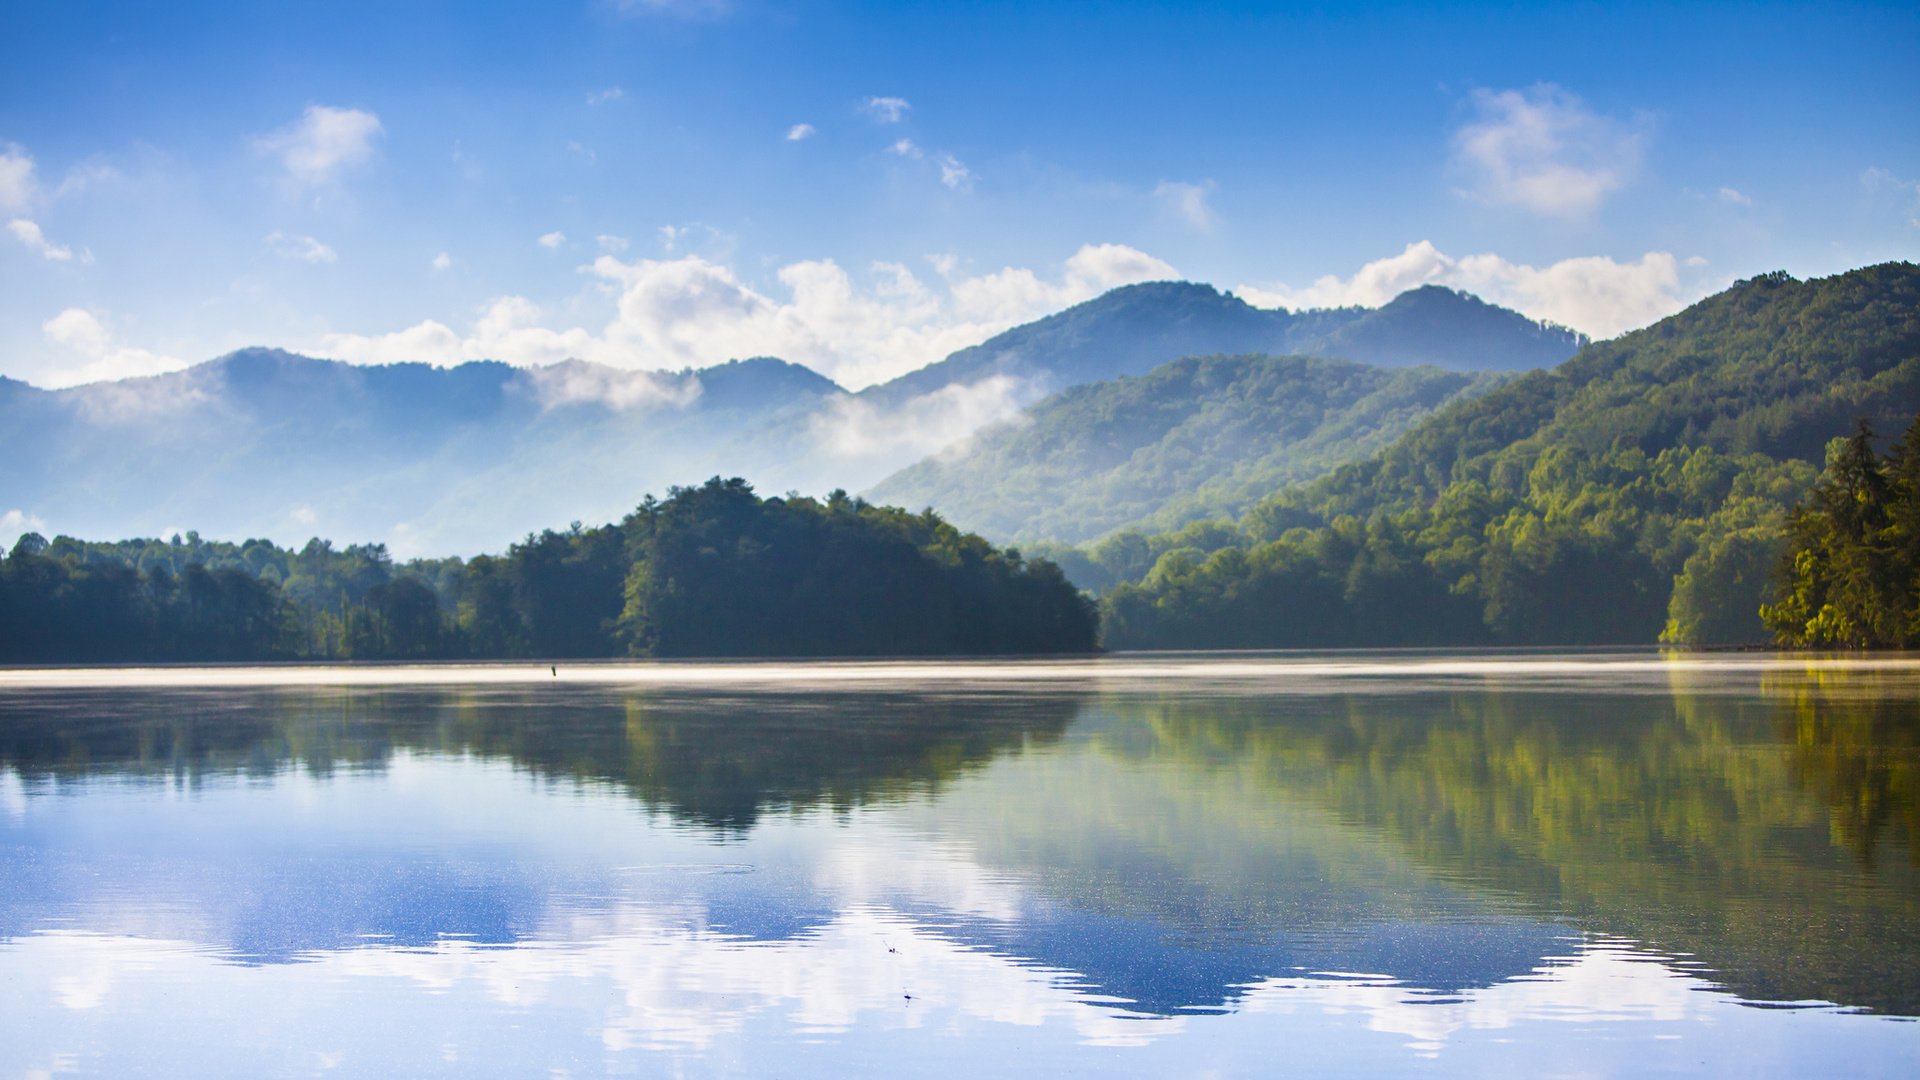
left=515, top=360, right=702, bottom=413
left=65, top=369, right=217, bottom=425
left=807, top=374, right=1035, bottom=461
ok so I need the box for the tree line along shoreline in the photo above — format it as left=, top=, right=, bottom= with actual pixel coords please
left=2, top=414, right=1915, bottom=662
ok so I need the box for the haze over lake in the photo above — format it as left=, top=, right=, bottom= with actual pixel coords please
left=2, top=652, right=1915, bottom=1076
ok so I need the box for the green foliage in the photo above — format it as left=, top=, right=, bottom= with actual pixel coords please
left=0, top=479, right=1097, bottom=662
left=869, top=353, right=1506, bottom=545
left=1096, top=264, right=1919, bottom=647
left=1762, top=416, right=1920, bottom=648
left=622, top=478, right=1097, bottom=657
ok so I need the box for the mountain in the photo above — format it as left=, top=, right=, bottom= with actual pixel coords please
left=0, top=281, right=1585, bottom=555
left=866, top=354, right=1507, bottom=545
left=862, top=281, right=1580, bottom=409
left=0, top=349, right=846, bottom=555
left=1091, top=263, right=1920, bottom=648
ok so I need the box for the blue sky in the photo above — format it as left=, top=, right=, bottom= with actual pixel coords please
left=2, top=0, right=1916, bottom=388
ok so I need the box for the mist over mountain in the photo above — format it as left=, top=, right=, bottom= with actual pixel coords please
left=0, top=282, right=1584, bottom=555
left=867, top=355, right=1508, bottom=545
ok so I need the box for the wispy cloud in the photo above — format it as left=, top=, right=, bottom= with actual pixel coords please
left=586, top=86, right=625, bottom=106
left=864, top=96, right=911, bottom=123
left=1451, top=85, right=1644, bottom=218
left=431, top=251, right=452, bottom=272
left=1717, top=186, right=1753, bottom=207
left=1235, top=239, right=1704, bottom=340
left=888, top=138, right=922, bottom=159
left=597, top=234, right=630, bottom=253
left=255, top=105, right=384, bottom=188
left=1862, top=166, right=1920, bottom=228
left=538, top=231, right=567, bottom=250
left=7, top=218, right=77, bottom=262
left=0, top=144, right=37, bottom=213
left=1153, top=179, right=1216, bottom=230
left=786, top=123, right=816, bottom=142
left=614, top=0, right=731, bottom=18
left=264, top=231, right=337, bottom=264
left=937, top=153, right=972, bottom=191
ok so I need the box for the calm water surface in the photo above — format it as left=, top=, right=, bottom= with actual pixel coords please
left=1, top=652, right=1917, bottom=1077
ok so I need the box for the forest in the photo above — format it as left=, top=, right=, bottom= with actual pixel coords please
left=0, top=478, right=1098, bottom=661
left=1086, top=266, right=1920, bottom=648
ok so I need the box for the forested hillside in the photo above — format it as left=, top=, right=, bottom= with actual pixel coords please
left=1093, top=264, right=1920, bottom=647
left=868, top=354, right=1506, bottom=544
left=0, top=479, right=1096, bottom=661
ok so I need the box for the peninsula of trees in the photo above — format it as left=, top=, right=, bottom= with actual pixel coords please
left=0, top=479, right=1098, bottom=662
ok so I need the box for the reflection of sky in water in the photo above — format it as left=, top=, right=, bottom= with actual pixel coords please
left=2, top=655, right=1918, bottom=1076
left=0, top=749, right=1913, bottom=1077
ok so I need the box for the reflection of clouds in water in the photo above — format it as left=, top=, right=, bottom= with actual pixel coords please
left=3, top=925, right=1871, bottom=1072
left=813, top=826, right=1025, bottom=924
left=1240, top=940, right=1709, bottom=1058
left=342, top=906, right=1179, bottom=1051
left=0, top=766, right=26, bottom=820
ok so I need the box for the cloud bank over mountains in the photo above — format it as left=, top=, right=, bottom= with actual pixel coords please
left=1235, top=241, right=1706, bottom=340
left=320, top=243, right=1178, bottom=390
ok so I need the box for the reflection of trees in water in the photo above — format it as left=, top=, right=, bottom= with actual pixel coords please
left=0, top=684, right=1082, bottom=833
left=1757, top=666, right=1920, bottom=869
left=1079, top=670, right=1920, bottom=1014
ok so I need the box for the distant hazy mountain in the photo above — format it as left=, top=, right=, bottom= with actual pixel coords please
left=863, top=281, right=1581, bottom=408
left=0, top=281, right=1585, bottom=555
left=867, top=355, right=1507, bottom=545
left=0, top=349, right=846, bottom=555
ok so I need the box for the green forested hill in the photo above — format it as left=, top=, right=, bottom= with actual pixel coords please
left=867, top=354, right=1506, bottom=545
left=1095, top=264, right=1920, bottom=648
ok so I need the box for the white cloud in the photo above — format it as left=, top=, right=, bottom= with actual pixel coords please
left=264, top=231, right=337, bottom=264
left=538, top=231, right=567, bottom=250
left=1, top=509, right=49, bottom=551
left=40, top=308, right=186, bottom=388
left=1717, top=186, right=1753, bottom=207
left=7, top=218, right=75, bottom=262
left=597, top=234, right=629, bottom=253
left=1234, top=240, right=1705, bottom=340
left=864, top=96, right=911, bottom=123
left=317, top=242, right=1176, bottom=389
left=0, top=144, right=37, bottom=213
left=938, top=153, right=972, bottom=191
left=586, top=86, right=624, bottom=106
left=888, top=138, right=922, bottom=159
left=431, top=251, right=452, bottom=272
left=1153, top=179, right=1217, bottom=230
left=1451, top=85, right=1643, bottom=218
left=566, top=140, right=597, bottom=164
left=659, top=225, right=687, bottom=251
left=256, top=105, right=384, bottom=187
left=322, top=295, right=600, bottom=369
left=786, top=123, right=816, bottom=142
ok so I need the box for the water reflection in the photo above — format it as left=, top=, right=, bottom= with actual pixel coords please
left=0, top=656, right=1916, bottom=1074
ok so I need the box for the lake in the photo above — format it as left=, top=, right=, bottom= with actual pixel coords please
left=1, top=652, right=1917, bottom=1077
